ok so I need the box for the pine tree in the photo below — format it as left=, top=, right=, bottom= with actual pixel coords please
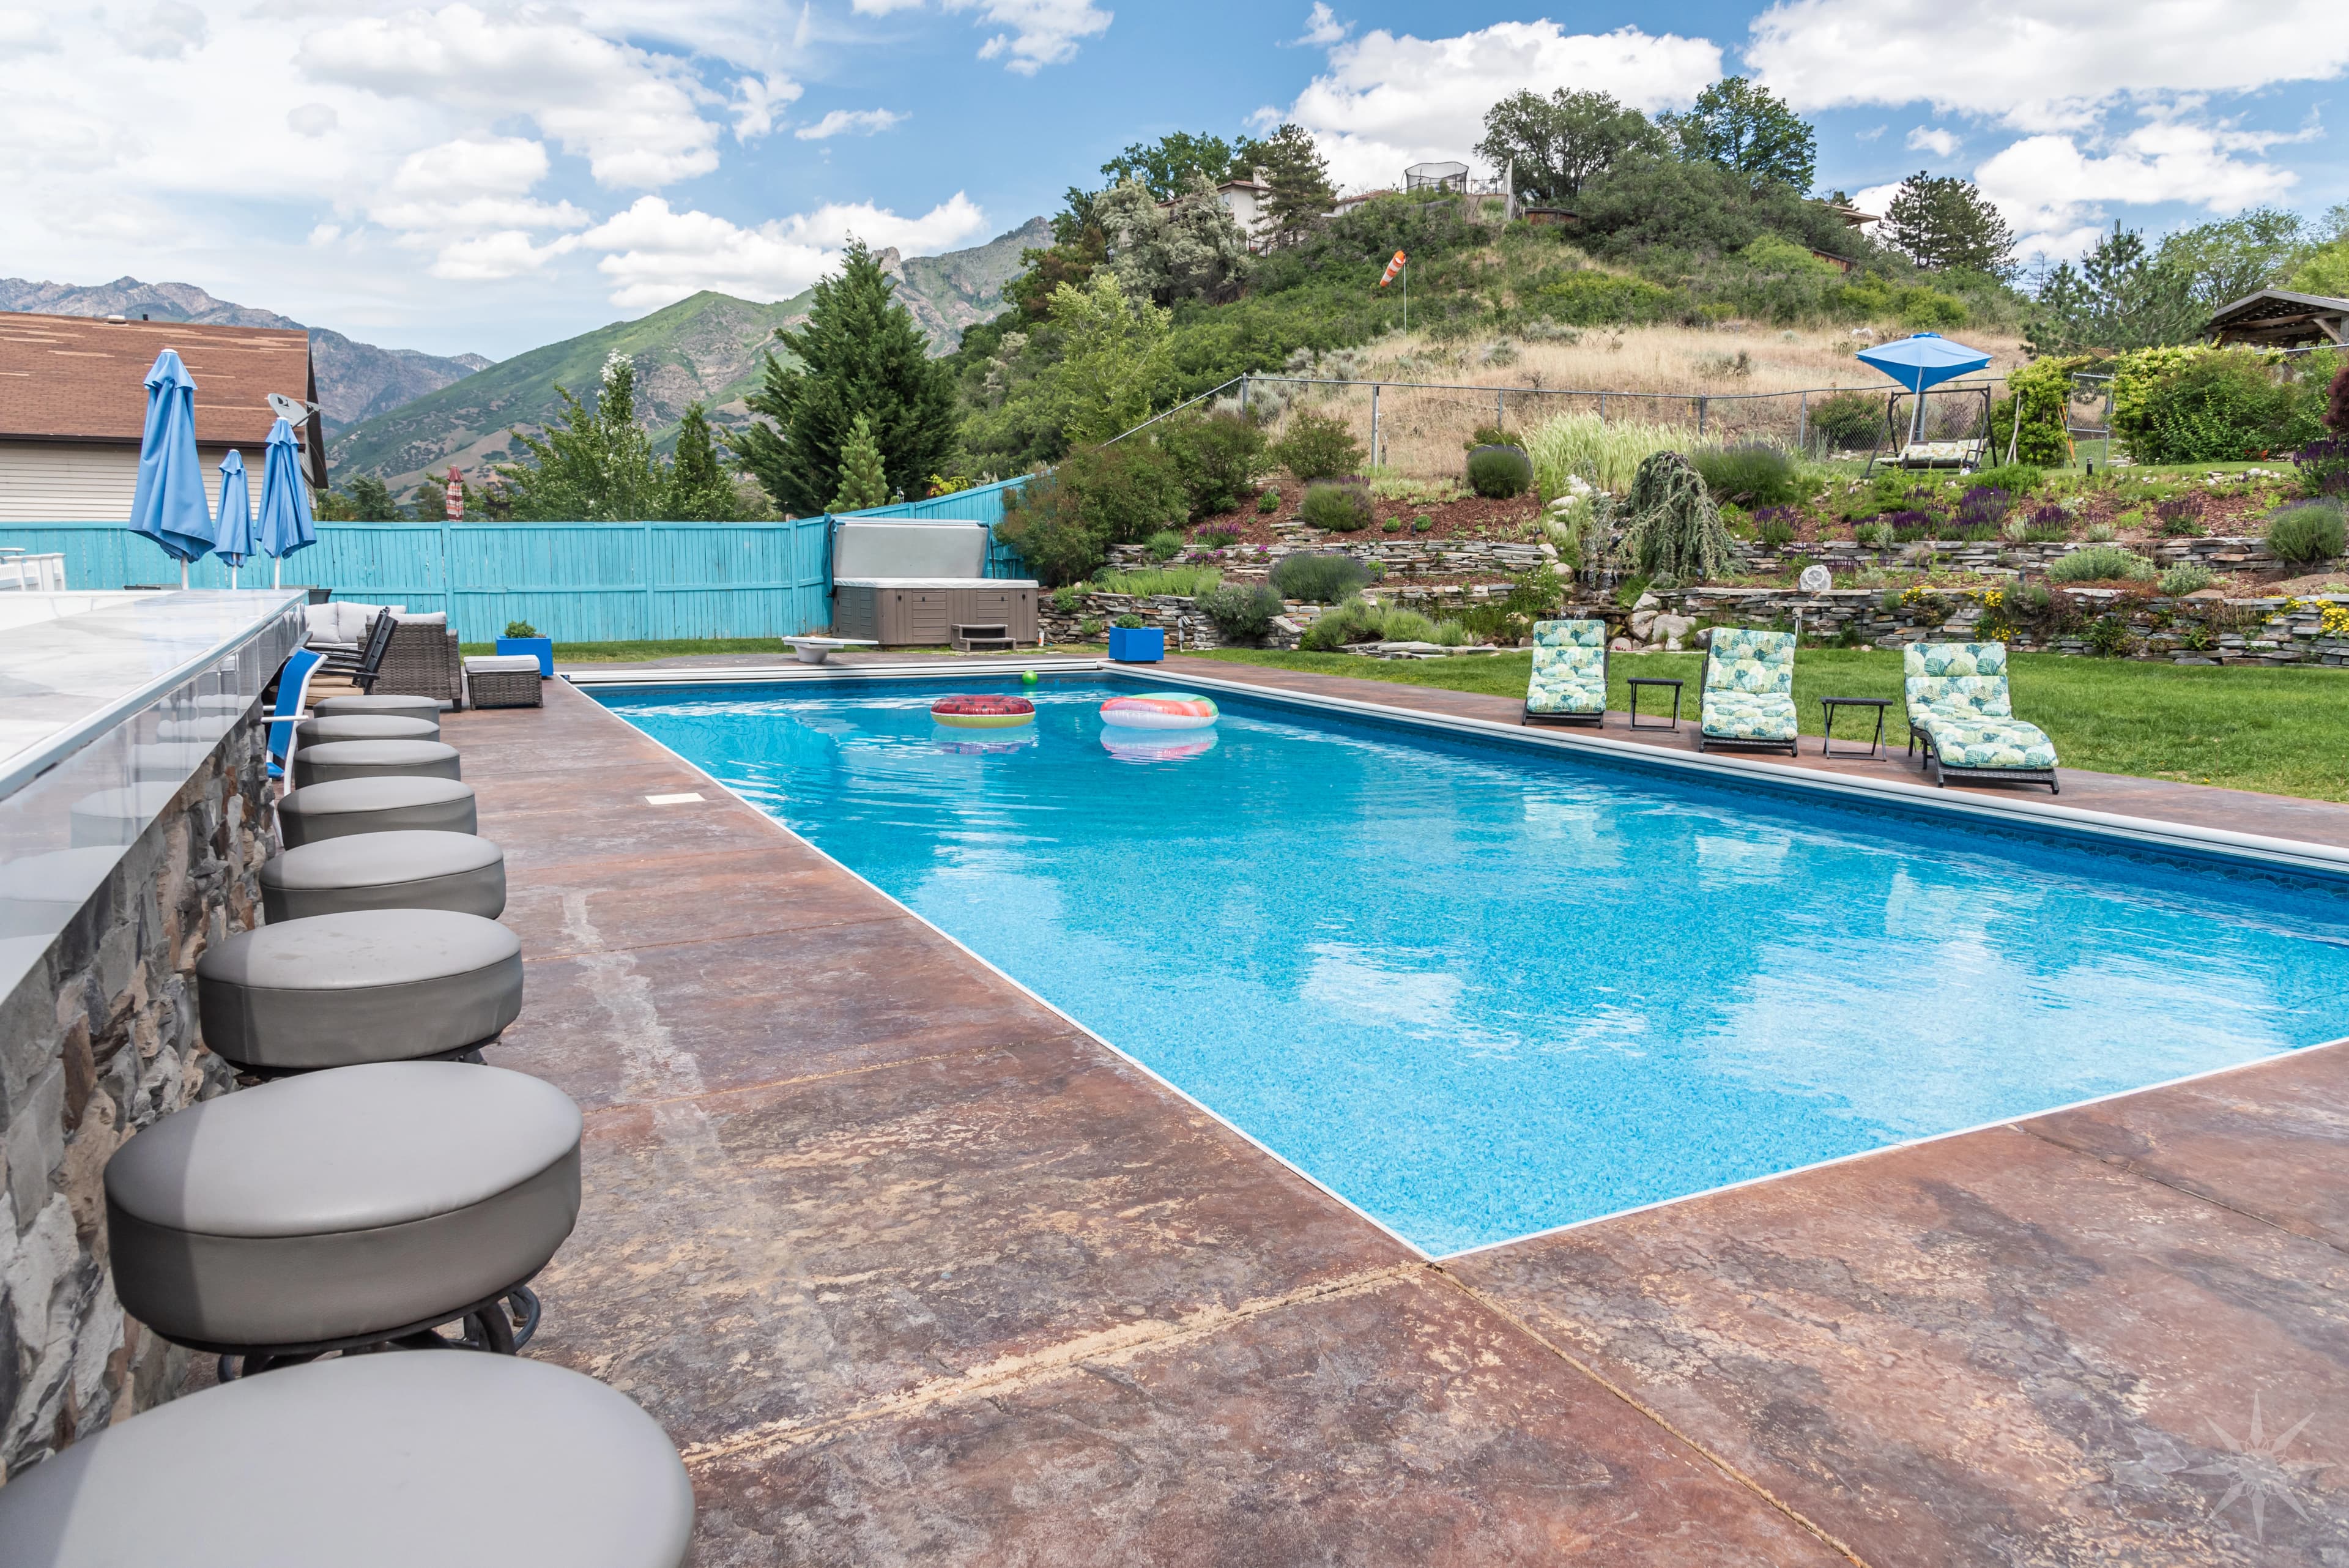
left=664, top=403, right=745, bottom=520
left=828, top=412, right=890, bottom=512
left=1238, top=124, right=1335, bottom=249
left=730, top=240, right=956, bottom=517
left=1881, top=172, right=2017, bottom=277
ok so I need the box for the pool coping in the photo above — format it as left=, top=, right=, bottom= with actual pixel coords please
left=580, top=663, right=2349, bottom=1261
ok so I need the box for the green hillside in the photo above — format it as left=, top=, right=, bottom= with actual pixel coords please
left=328, top=217, right=1047, bottom=490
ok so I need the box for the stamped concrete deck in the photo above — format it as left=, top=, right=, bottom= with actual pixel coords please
left=450, top=674, right=2349, bottom=1566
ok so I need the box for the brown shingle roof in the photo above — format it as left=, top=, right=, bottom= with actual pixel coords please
left=0, top=311, right=324, bottom=484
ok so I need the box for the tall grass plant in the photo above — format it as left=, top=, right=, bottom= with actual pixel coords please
left=1525, top=411, right=1685, bottom=496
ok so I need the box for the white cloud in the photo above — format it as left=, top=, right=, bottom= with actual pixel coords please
left=286, top=102, right=337, bottom=139
left=1905, top=125, right=1960, bottom=158
left=1748, top=0, right=2349, bottom=132
left=731, top=72, right=804, bottom=140
left=579, top=192, right=989, bottom=307
left=429, top=229, right=584, bottom=282
left=863, top=0, right=1110, bottom=73
left=1292, top=4, right=1348, bottom=47
left=795, top=108, right=908, bottom=140
left=390, top=137, right=550, bottom=199
left=1975, top=119, right=2303, bottom=256
left=298, top=4, right=720, bottom=188
left=0, top=9, right=61, bottom=50
left=1277, top=21, right=1721, bottom=192
left=122, top=1, right=208, bottom=60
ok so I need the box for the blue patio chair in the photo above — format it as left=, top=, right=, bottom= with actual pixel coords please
left=265, top=648, right=327, bottom=780
left=1697, top=627, right=1799, bottom=755
left=1523, top=619, right=1608, bottom=727
left=1904, top=641, right=2059, bottom=793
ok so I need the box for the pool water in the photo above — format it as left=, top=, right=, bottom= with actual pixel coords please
left=599, top=677, right=2349, bottom=1255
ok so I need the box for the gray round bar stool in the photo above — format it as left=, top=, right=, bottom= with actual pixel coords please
left=292, top=737, right=461, bottom=789
left=313, top=692, right=443, bottom=730
left=277, top=776, right=477, bottom=845
left=103, top=1061, right=581, bottom=1377
left=198, top=908, right=522, bottom=1074
left=293, top=714, right=439, bottom=749
left=0, top=1354, right=694, bottom=1568
left=262, top=830, right=506, bottom=921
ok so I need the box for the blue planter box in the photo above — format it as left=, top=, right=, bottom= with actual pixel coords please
left=495, top=636, right=554, bottom=676
left=1107, top=626, right=1164, bottom=663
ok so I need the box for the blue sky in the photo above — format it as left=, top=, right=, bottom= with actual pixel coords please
left=2, top=1, right=2342, bottom=360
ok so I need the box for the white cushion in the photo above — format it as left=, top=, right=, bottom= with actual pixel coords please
left=464, top=655, right=541, bottom=673
left=392, top=611, right=448, bottom=626
left=303, top=604, right=340, bottom=639
left=336, top=603, right=387, bottom=641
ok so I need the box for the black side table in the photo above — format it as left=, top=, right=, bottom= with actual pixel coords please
left=1819, top=696, right=1892, bottom=757
left=1627, top=677, right=1683, bottom=730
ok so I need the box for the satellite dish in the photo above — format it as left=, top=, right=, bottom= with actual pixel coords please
left=267, top=393, right=321, bottom=423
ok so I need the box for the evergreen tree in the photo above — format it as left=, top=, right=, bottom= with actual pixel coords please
left=2027, top=224, right=2201, bottom=354
left=730, top=240, right=956, bottom=518
left=664, top=403, right=746, bottom=520
left=1880, top=172, right=2018, bottom=277
left=1236, top=124, right=1335, bottom=248
left=343, top=475, right=404, bottom=520
left=502, top=352, right=666, bottom=520
left=1477, top=89, right=1663, bottom=204
left=1661, top=78, right=1817, bottom=192
left=828, top=412, right=891, bottom=511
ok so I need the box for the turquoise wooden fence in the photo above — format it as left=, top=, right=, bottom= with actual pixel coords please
left=0, top=476, right=1034, bottom=642
left=0, top=518, right=834, bottom=644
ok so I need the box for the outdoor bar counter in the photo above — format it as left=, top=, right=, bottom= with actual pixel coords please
left=0, top=589, right=302, bottom=1472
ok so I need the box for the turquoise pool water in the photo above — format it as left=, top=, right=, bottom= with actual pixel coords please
left=598, top=677, right=2349, bottom=1255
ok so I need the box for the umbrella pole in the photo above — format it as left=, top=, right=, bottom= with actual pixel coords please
left=179, top=560, right=188, bottom=590
left=230, top=564, right=239, bottom=589
left=273, top=559, right=281, bottom=589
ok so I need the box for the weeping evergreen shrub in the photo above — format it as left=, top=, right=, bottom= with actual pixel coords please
left=1615, top=451, right=1735, bottom=582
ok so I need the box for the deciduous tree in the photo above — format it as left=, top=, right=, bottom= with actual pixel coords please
left=1476, top=89, right=1663, bottom=204
left=1099, top=132, right=1236, bottom=199
left=1661, top=77, right=1817, bottom=192
left=502, top=352, right=666, bottom=520
left=1096, top=174, right=1252, bottom=307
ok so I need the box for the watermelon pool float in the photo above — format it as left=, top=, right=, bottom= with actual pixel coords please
left=930, top=694, right=1035, bottom=730
left=1099, top=693, right=1218, bottom=730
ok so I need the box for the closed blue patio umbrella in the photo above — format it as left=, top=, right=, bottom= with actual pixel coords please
left=213, top=450, right=255, bottom=587
left=127, top=349, right=215, bottom=586
left=1857, top=332, right=1994, bottom=447
left=253, top=417, right=317, bottom=588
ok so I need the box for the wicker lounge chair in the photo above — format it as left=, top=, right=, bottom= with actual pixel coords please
left=1523, top=619, right=1608, bottom=726
left=376, top=615, right=466, bottom=707
left=1904, top=642, right=2060, bottom=793
left=1697, top=627, right=1799, bottom=755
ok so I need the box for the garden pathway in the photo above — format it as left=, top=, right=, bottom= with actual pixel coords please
left=448, top=676, right=2349, bottom=1566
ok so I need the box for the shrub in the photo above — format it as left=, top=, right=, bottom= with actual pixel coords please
left=1299, top=598, right=1383, bottom=650
left=1968, top=463, right=2044, bottom=496
left=2134, top=349, right=2320, bottom=463
left=1524, top=411, right=1684, bottom=496
left=995, top=470, right=1106, bottom=586
left=1145, top=529, right=1184, bottom=562
left=1256, top=488, right=1282, bottom=513
left=1197, top=524, right=1242, bottom=548
left=1157, top=411, right=1269, bottom=518
left=1753, top=507, right=1798, bottom=549
left=1059, top=440, right=1187, bottom=545
left=2005, top=581, right=2054, bottom=621
left=2153, top=496, right=2205, bottom=538
left=1987, top=356, right=2085, bottom=469
left=2296, top=436, right=2349, bottom=499
left=1271, top=552, right=1372, bottom=602
left=1197, top=581, right=1283, bottom=642
left=1113, top=613, right=1146, bottom=629
left=1271, top=408, right=1365, bottom=481
left=2047, top=544, right=2156, bottom=584
left=1465, top=444, right=1534, bottom=499
left=1431, top=619, right=1470, bottom=646
left=2084, top=522, right=2118, bottom=543
left=1855, top=521, right=1894, bottom=549
left=1299, top=480, right=1375, bottom=532
left=1616, top=451, right=1735, bottom=582
left=2084, top=614, right=2134, bottom=657
left=1464, top=425, right=1509, bottom=450
left=502, top=620, right=540, bottom=639
left=2159, top=563, right=2216, bottom=596
left=1691, top=444, right=1797, bottom=507
left=1953, top=486, right=2016, bottom=533
left=1411, top=515, right=1434, bottom=533
left=1093, top=565, right=1221, bottom=596
left=1050, top=585, right=1083, bottom=614
left=1381, top=518, right=1403, bottom=533
left=1809, top=391, right=1882, bottom=454
left=2267, top=499, right=2348, bottom=565
left=1382, top=609, right=1437, bottom=642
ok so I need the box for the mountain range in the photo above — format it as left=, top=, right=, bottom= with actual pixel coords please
left=322, top=216, right=1047, bottom=491
left=0, top=275, right=491, bottom=432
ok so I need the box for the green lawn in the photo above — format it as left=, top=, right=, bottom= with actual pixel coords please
left=1195, top=647, right=2349, bottom=802
left=461, top=638, right=793, bottom=662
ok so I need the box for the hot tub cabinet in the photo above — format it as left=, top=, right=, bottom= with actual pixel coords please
left=833, top=580, right=1037, bottom=647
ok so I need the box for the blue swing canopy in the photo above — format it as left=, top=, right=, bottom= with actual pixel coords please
left=1855, top=332, right=1992, bottom=394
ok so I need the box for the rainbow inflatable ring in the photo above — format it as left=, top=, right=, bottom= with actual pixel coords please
left=1100, top=692, right=1219, bottom=730
left=930, top=694, right=1036, bottom=730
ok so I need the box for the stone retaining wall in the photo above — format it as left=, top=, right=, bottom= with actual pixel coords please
left=1733, top=535, right=2288, bottom=578
left=0, top=716, right=270, bottom=1476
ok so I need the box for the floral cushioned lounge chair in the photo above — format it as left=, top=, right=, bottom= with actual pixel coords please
left=1698, top=626, right=1798, bottom=754
left=1904, top=641, right=2059, bottom=793
left=1523, top=619, right=1608, bottom=727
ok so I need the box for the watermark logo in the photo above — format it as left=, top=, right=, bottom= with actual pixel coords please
left=2184, top=1394, right=2328, bottom=1544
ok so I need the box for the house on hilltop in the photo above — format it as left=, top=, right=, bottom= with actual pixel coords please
left=0, top=312, right=324, bottom=521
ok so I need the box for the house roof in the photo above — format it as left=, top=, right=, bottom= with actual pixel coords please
left=2205, top=287, right=2349, bottom=329
left=0, top=312, right=325, bottom=485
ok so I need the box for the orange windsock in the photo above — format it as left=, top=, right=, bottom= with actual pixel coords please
left=1379, top=250, right=1406, bottom=286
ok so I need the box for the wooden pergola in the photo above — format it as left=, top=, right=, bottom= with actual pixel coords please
left=2203, top=287, right=2349, bottom=347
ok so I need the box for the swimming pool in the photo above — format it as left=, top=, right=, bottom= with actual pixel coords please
left=597, top=675, right=2349, bottom=1255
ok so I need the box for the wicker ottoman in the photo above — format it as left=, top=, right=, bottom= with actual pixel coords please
left=465, top=654, right=544, bottom=710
